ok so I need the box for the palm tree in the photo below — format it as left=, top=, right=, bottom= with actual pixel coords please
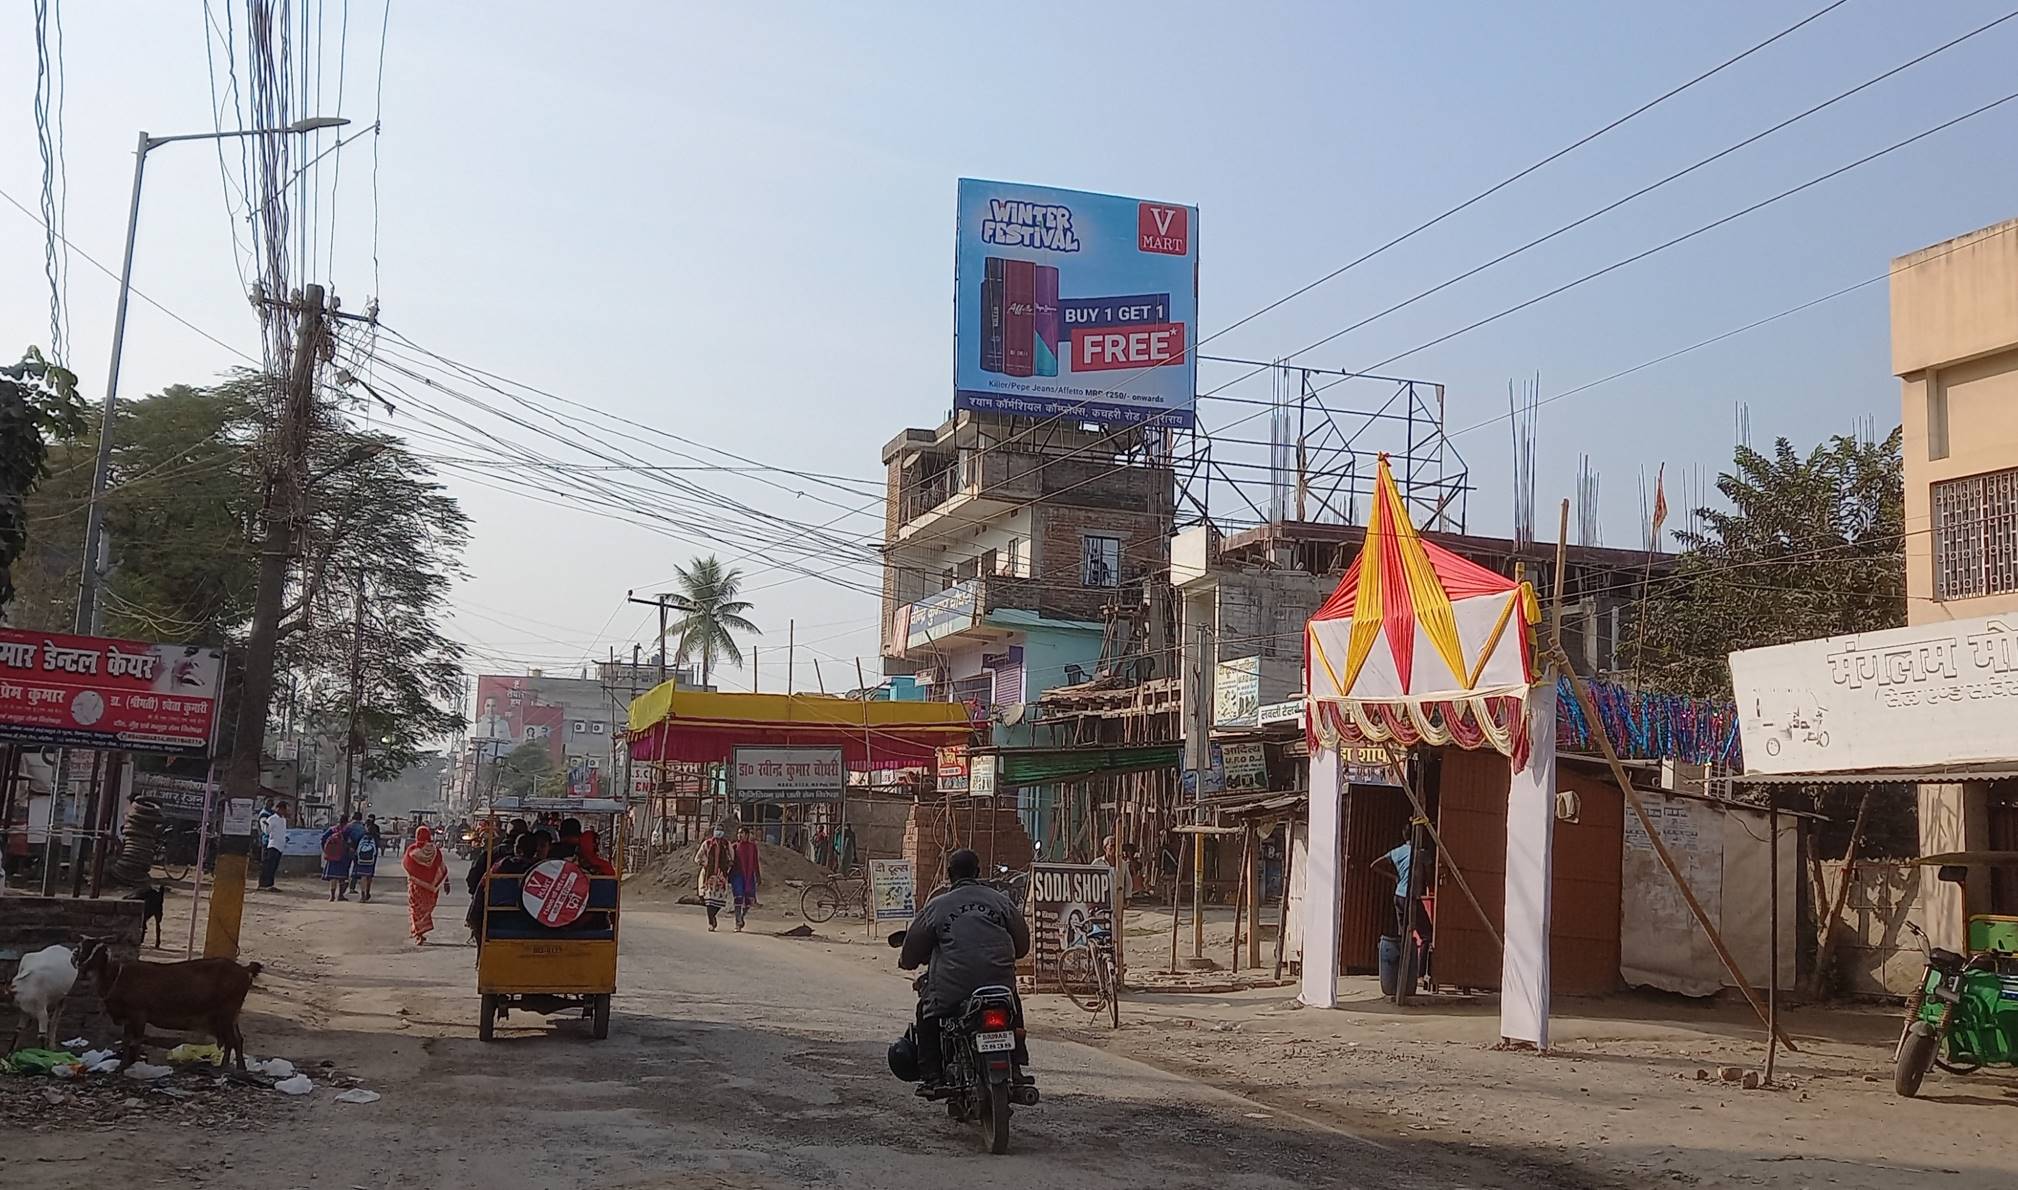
left=663, top=556, right=760, bottom=688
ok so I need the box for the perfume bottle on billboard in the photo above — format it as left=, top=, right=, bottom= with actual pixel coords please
left=981, top=256, right=1005, bottom=374
left=1002, top=259, right=1036, bottom=378
left=1033, top=264, right=1060, bottom=378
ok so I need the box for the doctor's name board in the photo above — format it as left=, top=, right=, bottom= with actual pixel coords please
left=1730, top=614, right=2018, bottom=775
left=731, top=746, right=845, bottom=800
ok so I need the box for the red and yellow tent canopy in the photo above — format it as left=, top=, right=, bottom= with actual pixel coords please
left=1306, top=457, right=1540, bottom=761
left=626, top=686, right=972, bottom=768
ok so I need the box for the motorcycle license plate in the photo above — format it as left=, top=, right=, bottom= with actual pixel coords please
left=975, top=1031, right=1015, bottom=1053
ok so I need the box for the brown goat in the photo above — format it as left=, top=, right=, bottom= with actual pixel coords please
left=75, top=937, right=263, bottom=1072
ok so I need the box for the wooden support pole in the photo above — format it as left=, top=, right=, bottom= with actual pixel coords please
left=1167, top=826, right=1191, bottom=974
left=1273, top=821, right=1294, bottom=981
left=1231, top=826, right=1249, bottom=972
left=1191, top=831, right=1206, bottom=959
left=1554, top=646, right=1797, bottom=1051
left=1245, top=821, right=1262, bottom=970
left=1806, top=785, right=1875, bottom=997
left=1380, top=743, right=1503, bottom=952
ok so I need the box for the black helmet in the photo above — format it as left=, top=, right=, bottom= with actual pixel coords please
left=886, top=1029, right=920, bottom=1082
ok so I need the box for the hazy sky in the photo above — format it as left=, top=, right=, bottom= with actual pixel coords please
left=5, top=2, right=2016, bottom=699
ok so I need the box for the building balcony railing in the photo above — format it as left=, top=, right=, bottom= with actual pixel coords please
left=894, top=449, right=1172, bottom=537
left=890, top=577, right=1044, bottom=658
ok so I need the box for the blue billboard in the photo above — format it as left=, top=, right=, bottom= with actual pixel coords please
left=955, top=179, right=1198, bottom=429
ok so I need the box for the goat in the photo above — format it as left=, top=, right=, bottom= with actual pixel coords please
left=5, top=944, right=79, bottom=1051
left=124, top=884, right=169, bottom=948
left=74, top=937, right=262, bottom=1071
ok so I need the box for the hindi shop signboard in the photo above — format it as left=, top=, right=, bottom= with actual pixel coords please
left=870, top=859, right=916, bottom=923
left=1729, top=612, right=2018, bottom=774
left=0, top=630, right=223, bottom=757
left=936, top=744, right=970, bottom=792
left=1028, top=861, right=1115, bottom=990
left=954, top=179, right=1199, bottom=430
left=731, top=746, right=845, bottom=802
left=1220, top=741, right=1269, bottom=793
left=131, top=772, right=211, bottom=821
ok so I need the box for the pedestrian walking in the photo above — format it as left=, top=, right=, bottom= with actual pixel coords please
left=401, top=826, right=450, bottom=946
left=258, top=800, right=290, bottom=890
left=320, top=816, right=354, bottom=901
left=838, top=823, right=858, bottom=875
left=730, top=825, right=762, bottom=932
left=695, top=827, right=733, bottom=932
left=353, top=816, right=383, bottom=902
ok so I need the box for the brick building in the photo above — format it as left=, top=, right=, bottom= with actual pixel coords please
left=879, top=412, right=1174, bottom=743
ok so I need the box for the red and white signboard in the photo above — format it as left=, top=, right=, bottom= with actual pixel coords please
left=521, top=859, right=591, bottom=927
left=0, top=629, right=223, bottom=756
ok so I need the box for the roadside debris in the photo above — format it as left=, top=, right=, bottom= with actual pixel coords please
left=334, top=1087, right=381, bottom=1104
left=272, top=1074, right=315, bottom=1095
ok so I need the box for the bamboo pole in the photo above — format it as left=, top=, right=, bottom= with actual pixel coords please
left=1806, top=786, right=1875, bottom=997
left=1235, top=826, right=1251, bottom=976
left=1167, top=824, right=1191, bottom=974
left=1231, top=826, right=1250, bottom=972
left=1272, top=820, right=1294, bottom=981
left=1554, top=646, right=1798, bottom=1051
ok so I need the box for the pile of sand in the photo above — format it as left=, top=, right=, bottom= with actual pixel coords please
left=638, top=840, right=833, bottom=897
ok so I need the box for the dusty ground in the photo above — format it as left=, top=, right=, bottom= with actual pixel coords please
left=8, top=877, right=1598, bottom=1189
left=7, top=878, right=2014, bottom=1188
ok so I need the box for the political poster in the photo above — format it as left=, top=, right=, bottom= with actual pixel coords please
left=955, top=179, right=1198, bottom=429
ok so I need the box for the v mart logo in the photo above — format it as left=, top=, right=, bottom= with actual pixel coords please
left=1138, top=203, right=1189, bottom=255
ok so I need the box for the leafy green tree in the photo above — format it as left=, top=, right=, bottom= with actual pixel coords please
left=664, top=555, right=760, bottom=687
left=0, top=347, right=84, bottom=612
left=1633, top=429, right=1904, bottom=697
left=492, top=738, right=559, bottom=800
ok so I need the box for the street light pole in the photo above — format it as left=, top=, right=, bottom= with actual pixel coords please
left=73, top=116, right=349, bottom=636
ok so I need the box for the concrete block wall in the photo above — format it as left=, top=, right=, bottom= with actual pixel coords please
left=1, top=895, right=146, bottom=1043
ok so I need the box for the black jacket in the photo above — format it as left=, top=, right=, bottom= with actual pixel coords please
left=899, top=879, right=1029, bottom=1015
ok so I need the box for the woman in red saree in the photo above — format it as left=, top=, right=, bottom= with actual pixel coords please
left=402, top=827, right=451, bottom=945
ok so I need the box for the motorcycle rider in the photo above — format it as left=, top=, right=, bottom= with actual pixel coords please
left=897, top=847, right=1030, bottom=1091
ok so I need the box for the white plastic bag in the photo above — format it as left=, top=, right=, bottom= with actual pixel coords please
left=333, top=1088, right=380, bottom=1104
left=247, top=1057, right=296, bottom=1078
left=122, top=1062, right=173, bottom=1080
left=272, top=1073, right=314, bottom=1096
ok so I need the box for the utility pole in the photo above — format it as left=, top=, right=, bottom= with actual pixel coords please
left=625, top=592, right=677, bottom=687
left=207, top=284, right=325, bottom=960
left=787, top=619, right=795, bottom=695
left=342, top=568, right=365, bottom=818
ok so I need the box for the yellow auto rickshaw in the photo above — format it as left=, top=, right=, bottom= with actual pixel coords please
left=473, top=797, right=627, bottom=1041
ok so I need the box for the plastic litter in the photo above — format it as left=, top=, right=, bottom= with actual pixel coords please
left=61, top=1037, right=90, bottom=1049
left=123, top=1062, right=174, bottom=1081
left=333, top=1088, right=380, bottom=1104
left=272, top=1074, right=314, bottom=1095
left=1, top=1048, right=81, bottom=1075
left=166, top=1043, right=224, bottom=1065
left=247, top=1057, right=296, bottom=1078
left=79, top=1050, right=122, bottom=1074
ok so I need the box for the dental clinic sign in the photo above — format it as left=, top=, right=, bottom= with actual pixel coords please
left=1729, top=613, right=2018, bottom=774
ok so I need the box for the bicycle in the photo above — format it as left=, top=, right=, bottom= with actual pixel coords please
left=1057, top=907, right=1120, bottom=1028
left=799, top=872, right=869, bottom=922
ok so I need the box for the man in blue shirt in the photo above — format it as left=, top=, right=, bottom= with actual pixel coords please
left=1379, top=834, right=1415, bottom=940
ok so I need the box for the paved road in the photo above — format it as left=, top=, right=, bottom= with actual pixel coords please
left=14, top=882, right=1604, bottom=1189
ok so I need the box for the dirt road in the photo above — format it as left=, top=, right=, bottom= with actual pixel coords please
left=12, top=878, right=1604, bottom=1190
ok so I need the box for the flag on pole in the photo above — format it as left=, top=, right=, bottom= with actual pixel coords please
left=1650, top=463, right=1669, bottom=543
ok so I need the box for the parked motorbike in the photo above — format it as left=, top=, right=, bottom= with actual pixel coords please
left=1892, top=858, right=2018, bottom=1098
left=886, top=930, right=1038, bottom=1155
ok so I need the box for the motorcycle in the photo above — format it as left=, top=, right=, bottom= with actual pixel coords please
left=886, top=930, right=1039, bottom=1155
left=1892, top=856, right=2018, bottom=1098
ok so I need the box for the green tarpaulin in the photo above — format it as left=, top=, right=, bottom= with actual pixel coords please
left=986, top=744, right=1184, bottom=788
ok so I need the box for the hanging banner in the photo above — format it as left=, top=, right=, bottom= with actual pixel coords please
left=731, top=746, right=845, bottom=801
left=870, top=859, right=916, bottom=923
left=969, top=754, right=998, bottom=798
left=936, top=744, right=970, bottom=792
left=954, top=179, right=1198, bottom=429
left=0, top=631, right=223, bottom=756
left=1028, top=862, right=1114, bottom=990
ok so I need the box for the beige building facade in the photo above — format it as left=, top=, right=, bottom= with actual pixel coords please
left=1891, top=216, right=2018, bottom=946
